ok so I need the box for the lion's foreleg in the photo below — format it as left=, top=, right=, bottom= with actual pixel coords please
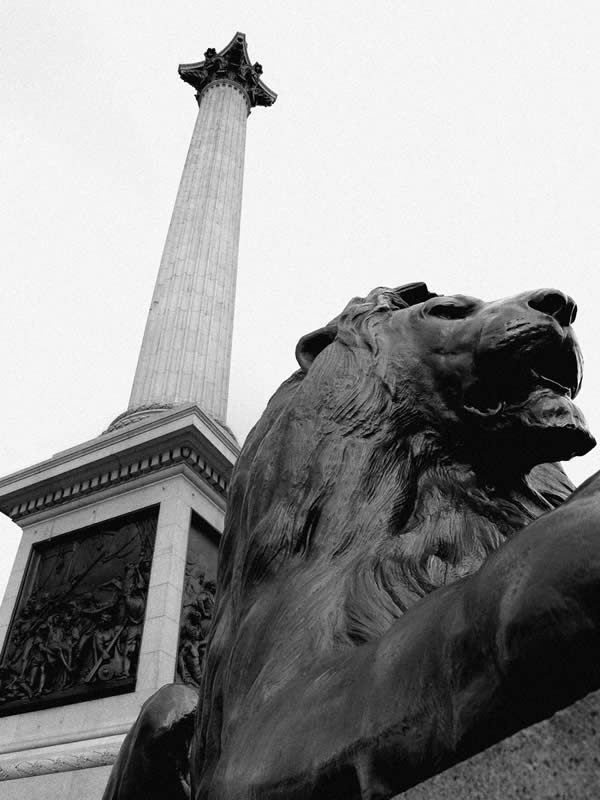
left=102, top=683, right=198, bottom=800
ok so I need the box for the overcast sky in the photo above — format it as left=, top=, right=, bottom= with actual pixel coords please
left=2, top=1, right=600, bottom=599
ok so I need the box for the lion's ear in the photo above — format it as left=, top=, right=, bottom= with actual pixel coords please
left=295, top=324, right=337, bottom=372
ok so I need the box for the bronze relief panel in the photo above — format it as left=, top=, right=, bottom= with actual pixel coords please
left=0, top=506, right=158, bottom=716
left=175, top=513, right=218, bottom=688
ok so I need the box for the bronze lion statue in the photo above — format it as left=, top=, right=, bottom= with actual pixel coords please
left=105, top=282, right=600, bottom=800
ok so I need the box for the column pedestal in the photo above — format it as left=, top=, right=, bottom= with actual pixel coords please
left=0, top=407, right=238, bottom=799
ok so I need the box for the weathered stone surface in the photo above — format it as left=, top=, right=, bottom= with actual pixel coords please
left=396, top=688, right=600, bottom=799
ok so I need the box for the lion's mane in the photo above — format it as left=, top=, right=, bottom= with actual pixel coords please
left=193, top=286, right=573, bottom=791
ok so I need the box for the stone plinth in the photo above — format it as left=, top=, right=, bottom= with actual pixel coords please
left=396, top=688, right=600, bottom=799
left=0, top=406, right=237, bottom=798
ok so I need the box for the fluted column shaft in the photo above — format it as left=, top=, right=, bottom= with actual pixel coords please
left=128, top=81, right=248, bottom=423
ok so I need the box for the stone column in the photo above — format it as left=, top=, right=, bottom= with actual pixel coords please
left=117, top=33, right=276, bottom=430
left=129, top=81, right=248, bottom=423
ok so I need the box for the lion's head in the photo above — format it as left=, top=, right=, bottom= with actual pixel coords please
left=297, top=282, right=593, bottom=470
left=193, top=283, right=594, bottom=794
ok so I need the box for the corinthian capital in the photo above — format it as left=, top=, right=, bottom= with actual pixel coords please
left=179, top=32, right=277, bottom=110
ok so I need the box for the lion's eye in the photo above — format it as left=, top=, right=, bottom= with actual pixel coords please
left=427, top=303, right=471, bottom=320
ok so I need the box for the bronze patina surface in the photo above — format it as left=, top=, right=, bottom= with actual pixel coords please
left=105, top=283, right=600, bottom=800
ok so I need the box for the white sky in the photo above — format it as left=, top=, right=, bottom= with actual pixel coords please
left=2, top=1, right=600, bottom=601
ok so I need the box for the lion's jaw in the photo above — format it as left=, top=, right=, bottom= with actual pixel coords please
left=388, top=290, right=595, bottom=473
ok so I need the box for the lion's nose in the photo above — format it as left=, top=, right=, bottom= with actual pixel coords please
left=527, top=289, right=577, bottom=326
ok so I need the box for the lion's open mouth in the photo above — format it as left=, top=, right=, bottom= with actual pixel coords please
left=462, top=333, right=594, bottom=463
left=528, top=338, right=581, bottom=399
left=530, top=370, right=572, bottom=398
left=464, top=337, right=581, bottom=416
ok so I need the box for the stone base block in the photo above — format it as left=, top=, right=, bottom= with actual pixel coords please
left=397, top=688, right=600, bottom=798
left=0, top=764, right=112, bottom=800
left=0, top=734, right=123, bottom=800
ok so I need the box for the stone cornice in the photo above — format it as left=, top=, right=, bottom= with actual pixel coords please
left=0, top=405, right=237, bottom=488
left=4, top=443, right=228, bottom=523
left=179, top=31, right=277, bottom=110
left=0, top=405, right=239, bottom=523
